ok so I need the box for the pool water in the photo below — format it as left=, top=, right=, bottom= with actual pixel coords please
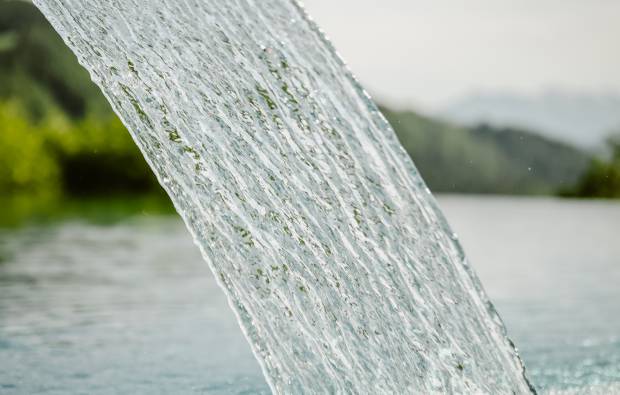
left=1, top=195, right=619, bottom=394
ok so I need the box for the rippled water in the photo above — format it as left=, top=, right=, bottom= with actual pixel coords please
left=33, top=0, right=531, bottom=392
left=0, top=217, right=268, bottom=394
left=441, top=197, right=620, bottom=395
left=0, top=197, right=618, bottom=394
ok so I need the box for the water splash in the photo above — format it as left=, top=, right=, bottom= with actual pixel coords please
left=33, top=0, right=533, bottom=392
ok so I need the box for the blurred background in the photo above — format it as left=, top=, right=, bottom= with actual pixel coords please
left=1, top=0, right=620, bottom=224
left=0, top=0, right=619, bottom=393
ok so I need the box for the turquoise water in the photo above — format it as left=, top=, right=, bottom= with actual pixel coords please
left=1, top=196, right=618, bottom=394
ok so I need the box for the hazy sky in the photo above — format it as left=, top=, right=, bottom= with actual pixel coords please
left=301, top=0, right=620, bottom=110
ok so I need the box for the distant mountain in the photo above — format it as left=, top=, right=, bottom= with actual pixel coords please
left=381, top=107, right=590, bottom=195
left=439, top=91, right=620, bottom=149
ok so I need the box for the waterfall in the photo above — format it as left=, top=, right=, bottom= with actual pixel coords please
left=33, top=0, right=534, bottom=392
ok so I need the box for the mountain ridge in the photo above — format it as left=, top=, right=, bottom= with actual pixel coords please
left=439, top=91, right=620, bottom=149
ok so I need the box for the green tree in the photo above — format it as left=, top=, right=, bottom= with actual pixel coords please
left=0, top=100, right=60, bottom=194
left=572, top=135, right=620, bottom=198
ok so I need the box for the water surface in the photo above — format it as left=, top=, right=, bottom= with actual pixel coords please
left=1, top=196, right=618, bottom=394
left=441, top=196, right=620, bottom=394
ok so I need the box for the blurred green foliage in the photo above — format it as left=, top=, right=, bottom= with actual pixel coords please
left=567, top=136, right=620, bottom=198
left=0, top=0, right=110, bottom=118
left=0, top=1, right=166, bottom=225
left=0, top=0, right=617, bottom=228
left=0, top=101, right=59, bottom=194
left=0, top=97, right=168, bottom=226
left=0, top=1, right=162, bottom=196
left=0, top=100, right=161, bottom=195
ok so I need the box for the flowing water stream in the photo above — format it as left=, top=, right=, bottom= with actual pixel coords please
left=33, top=1, right=533, bottom=392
